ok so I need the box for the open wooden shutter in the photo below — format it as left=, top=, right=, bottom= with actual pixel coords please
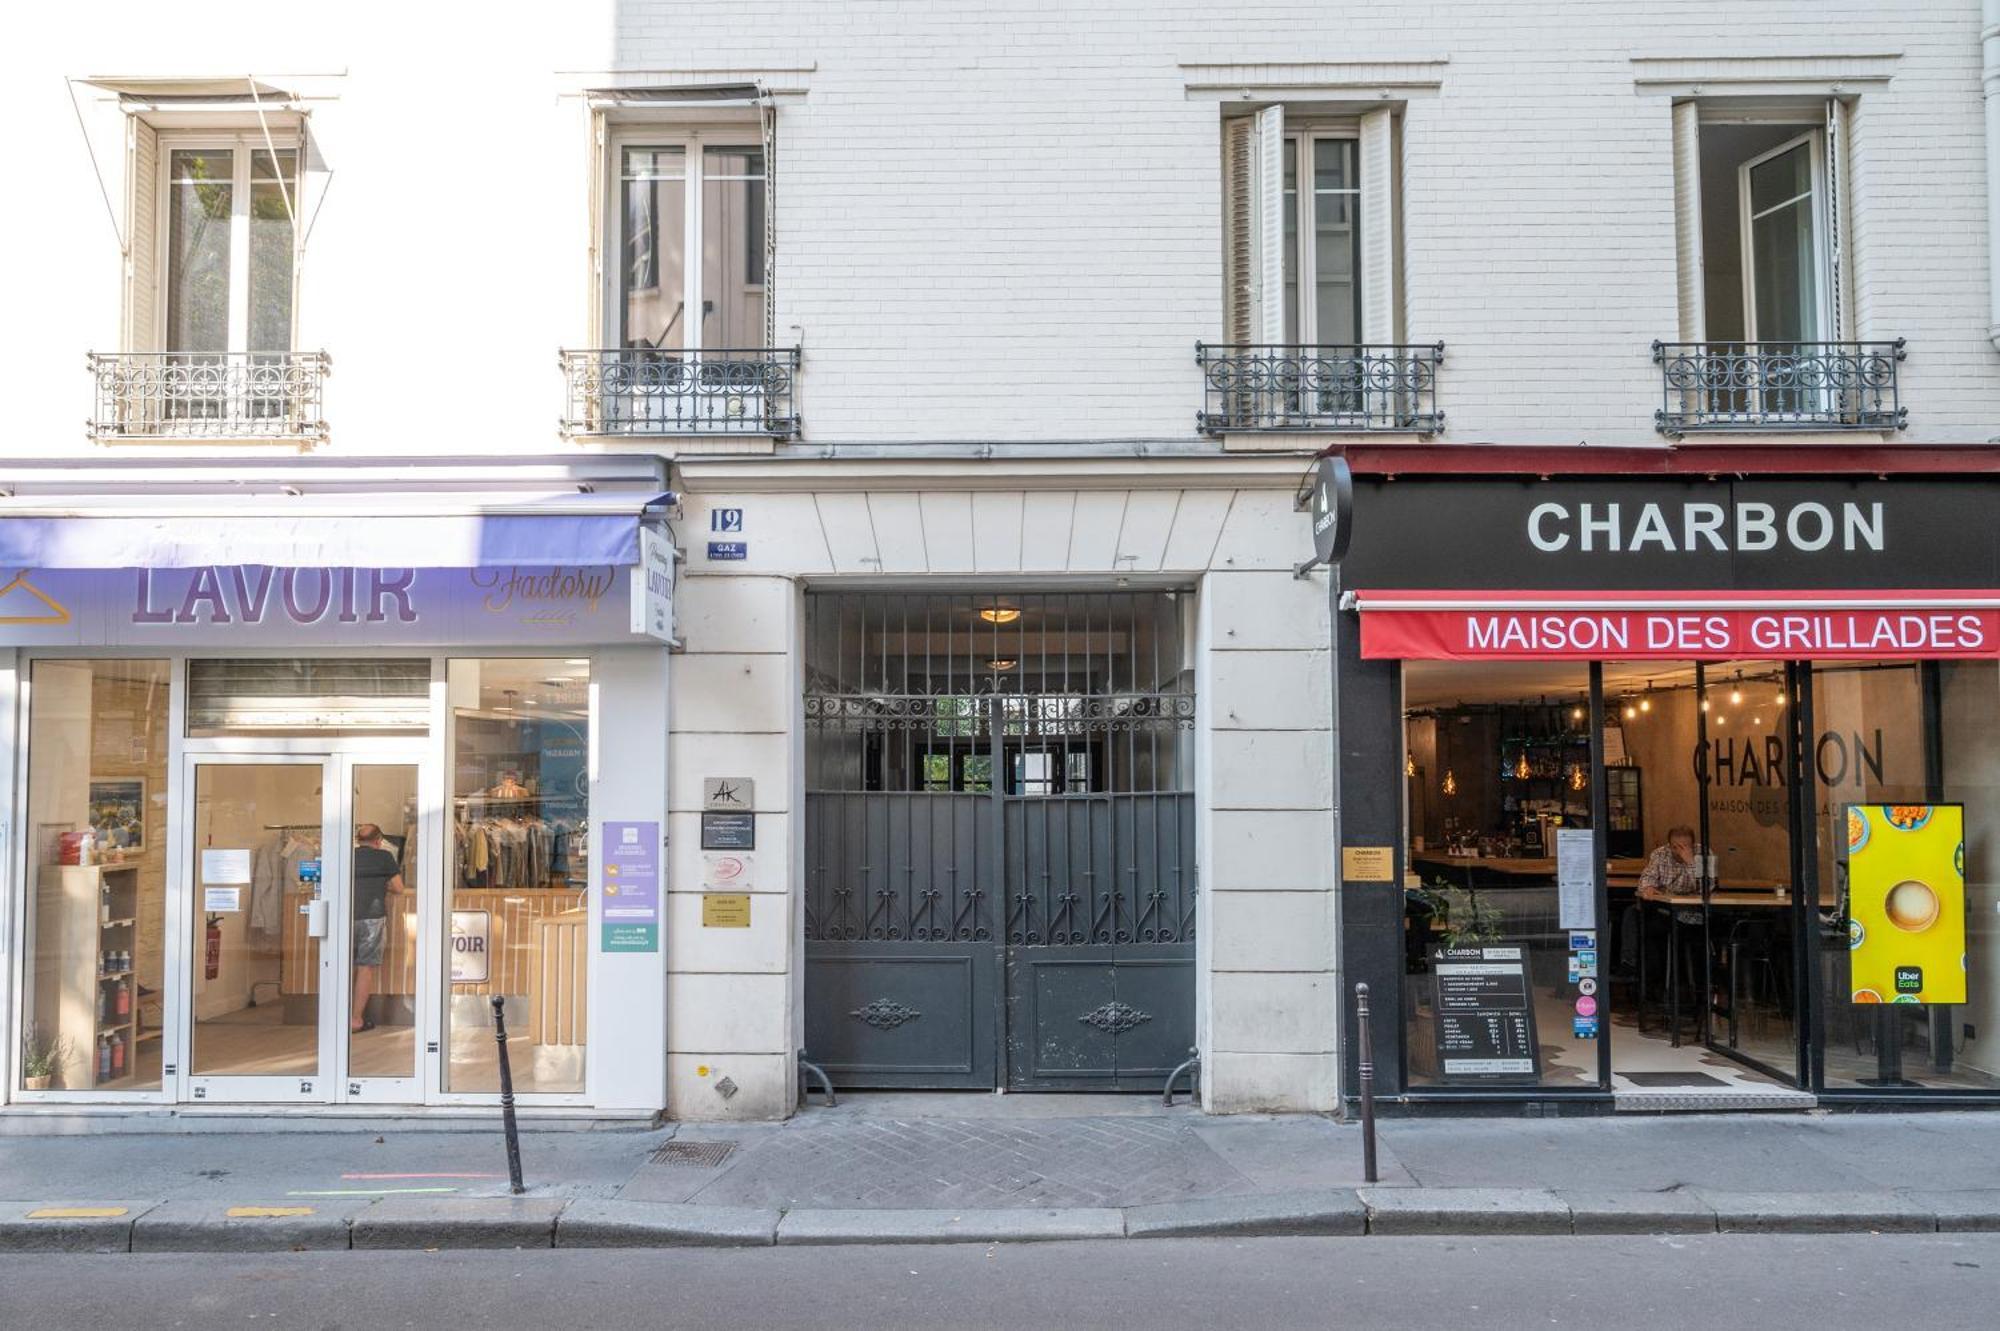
left=1671, top=100, right=1705, bottom=341
left=761, top=89, right=778, bottom=351
left=1255, top=104, right=1285, bottom=344
left=124, top=115, right=158, bottom=353
left=1825, top=96, right=1849, bottom=339
left=1359, top=107, right=1398, bottom=344
left=586, top=106, right=609, bottom=346
left=1223, top=116, right=1255, bottom=343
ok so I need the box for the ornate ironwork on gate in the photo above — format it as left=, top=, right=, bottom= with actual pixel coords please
left=804, top=591, right=1197, bottom=1091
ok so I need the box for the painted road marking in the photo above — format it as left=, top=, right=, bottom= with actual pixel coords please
left=286, top=1187, right=459, bottom=1197
left=226, top=1206, right=315, bottom=1218
left=340, top=1173, right=502, bottom=1180
left=28, top=1207, right=128, bottom=1219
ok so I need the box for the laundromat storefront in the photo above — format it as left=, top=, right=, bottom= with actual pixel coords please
left=1335, top=476, right=2000, bottom=1105
left=2, top=494, right=675, bottom=1109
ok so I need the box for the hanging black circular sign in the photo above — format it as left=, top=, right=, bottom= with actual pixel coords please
left=1309, top=455, right=1353, bottom=565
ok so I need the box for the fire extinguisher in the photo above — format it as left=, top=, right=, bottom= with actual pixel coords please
left=205, top=915, right=222, bottom=980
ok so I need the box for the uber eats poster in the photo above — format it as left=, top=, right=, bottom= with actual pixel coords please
left=1844, top=804, right=1966, bottom=1005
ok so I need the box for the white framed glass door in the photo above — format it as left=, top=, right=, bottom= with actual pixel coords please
left=341, top=756, right=426, bottom=1103
left=180, top=754, right=337, bottom=1103
left=177, top=753, right=429, bottom=1104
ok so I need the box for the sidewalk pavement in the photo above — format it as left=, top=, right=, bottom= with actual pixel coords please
left=2, top=1095, right=1998, bottom=1250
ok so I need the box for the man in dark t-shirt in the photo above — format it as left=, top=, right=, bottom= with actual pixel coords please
left=351, top=823, right=407, bottom=1033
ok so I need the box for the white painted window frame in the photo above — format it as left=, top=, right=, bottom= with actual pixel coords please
left=603, top=127, right=767, bottom=351
left=1737, top=129, right=1832, bottom=344
left=153, top=132, right=300, bottom=355
left=1282, top=129, right=1363, bottom=346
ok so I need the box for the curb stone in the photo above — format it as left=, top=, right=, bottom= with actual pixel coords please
left=777, top=1207, right=1126, bottom=1245
left=5, top=1191, right=2000, bottom=1249
left=131, top=1199, right=363, bottom=1252
left=1558, top=1189, right=1719, bottom=1235
left=350, top=1196, right=565, bottom=1250
left=1361, top=1188, right=1573, bottom=1236
left=1124, top=1191, right=1367, bottom=1239
left=1901, top=1190, right=2000, bottom=1233
left=1695, top=1191, right=1936, bottom=1234
left=0, top=1201, right=158, bottom=1254
left=557, top=1199, right=779, bottom=1247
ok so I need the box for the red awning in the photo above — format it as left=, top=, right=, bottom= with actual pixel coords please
left=1352, top=589, right=2000, bottom=661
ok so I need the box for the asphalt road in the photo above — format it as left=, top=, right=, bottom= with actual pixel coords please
left=1, top=1234, right=1994, bottom=1330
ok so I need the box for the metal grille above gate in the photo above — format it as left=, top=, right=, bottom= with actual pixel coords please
left=804, top=591, right=1197, bottom=1091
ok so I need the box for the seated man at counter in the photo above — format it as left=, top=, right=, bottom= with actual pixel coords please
left=1616, top=825, right=1702, bottom=981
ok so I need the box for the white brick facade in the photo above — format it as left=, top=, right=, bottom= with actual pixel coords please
left=9, top=2, right=1998, bottom=454
left=7, top=3, right=2000, bottom=1119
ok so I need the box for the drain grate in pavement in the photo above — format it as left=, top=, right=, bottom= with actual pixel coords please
left=650, top=1140, right=736, bottom=1168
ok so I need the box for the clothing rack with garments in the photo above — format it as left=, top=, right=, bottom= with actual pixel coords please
left=250, top=825, right=320, bottom=938
left=454, top=812, right=585, bottom=890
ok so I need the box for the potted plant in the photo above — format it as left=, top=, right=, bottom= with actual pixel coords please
left=21, top=1028, right=71, bottom=1091
left=1413, top=879, right=1505, bottom=950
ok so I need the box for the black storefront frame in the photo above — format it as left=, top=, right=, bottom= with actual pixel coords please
left=1337, top=474, right=2000, bottom=1108
left=1367, top=653, right=2000, bottom=1107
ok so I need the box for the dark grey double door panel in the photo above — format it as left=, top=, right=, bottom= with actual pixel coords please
left=804, top=791, right=1195, bottom=1091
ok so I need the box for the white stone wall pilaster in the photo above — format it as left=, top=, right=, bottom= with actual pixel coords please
left=664, top=574, right=801, bottom=1120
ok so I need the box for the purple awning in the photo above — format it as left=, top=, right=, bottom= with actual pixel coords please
left=0, top=491, right=672, bottom=568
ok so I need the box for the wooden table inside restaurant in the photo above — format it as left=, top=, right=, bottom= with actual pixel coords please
left=1412, top=852, right=1651, bottom=885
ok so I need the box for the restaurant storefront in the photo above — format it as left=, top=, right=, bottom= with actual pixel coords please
left=0, top=485, right=676, bottom=1112
left=1335, top=474, right=2000, bottom=1108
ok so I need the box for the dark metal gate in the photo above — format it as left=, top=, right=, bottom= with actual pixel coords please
left=804, top=591, right=1196, bottom=1091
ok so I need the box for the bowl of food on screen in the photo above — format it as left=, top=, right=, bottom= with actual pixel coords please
left=1884, top=879, right=1941, bottom=933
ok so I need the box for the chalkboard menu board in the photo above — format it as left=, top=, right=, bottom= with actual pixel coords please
left=1431, top=945, right=1542, bottom=1082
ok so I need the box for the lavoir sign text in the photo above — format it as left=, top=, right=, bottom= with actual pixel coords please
left=0, top=565, right=654, bottom=648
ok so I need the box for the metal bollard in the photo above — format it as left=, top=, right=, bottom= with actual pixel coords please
left=1355, top=981, right=1378, bottom=1185
left=491, top=995, right=526, bottom=1195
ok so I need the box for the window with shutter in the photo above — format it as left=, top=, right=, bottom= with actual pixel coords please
left=1223, top=116, right=1255, bottom=345
left=565, top=116, right=793, bottom=438
left=126, top=118, right=159, bottom=353
left=1254, top=105, right=1285, bottom=345
left=1206, top=105, right=1434, bottom=435
left=1658, top=99, right=1899, bottom=434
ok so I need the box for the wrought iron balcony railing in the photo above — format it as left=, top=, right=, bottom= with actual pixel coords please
left=88, top=351, right=330, bottom=442
left=560, top=346, right=800, bottom=438
left=1654, top=340, right=1907, bottom=436
left=1196, top=342, right=1444, bottom=435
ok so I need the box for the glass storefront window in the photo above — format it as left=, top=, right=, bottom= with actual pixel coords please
left=1402, top=662, right=1600, bottom=1088
left=1938, top=663, right=2000, bottom=1091
left=444, top=659, right=590, bottom=1093
left=22, top=661, right=170, bottom=1091
left=1818, top=662, right=2000, bottom=1091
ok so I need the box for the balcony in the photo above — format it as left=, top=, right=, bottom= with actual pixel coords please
left=88, top=351, right=330, bottom=443
left=1654, top=340, right=1907, bottom=437
left=1196, top=343, right=1444, bottom=436
left=560, top=347, right=800, bottom=439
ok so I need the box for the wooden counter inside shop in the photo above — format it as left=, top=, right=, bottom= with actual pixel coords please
left=281, top=888, right=587, bottom=999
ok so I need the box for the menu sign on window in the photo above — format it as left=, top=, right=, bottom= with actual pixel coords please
left=1431, top=945, right=1542, bottom=1081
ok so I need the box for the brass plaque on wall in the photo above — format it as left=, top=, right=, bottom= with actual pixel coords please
left=702, top=893, right=752, bottom=928
left=1341, top=845, right=1396, bottom=883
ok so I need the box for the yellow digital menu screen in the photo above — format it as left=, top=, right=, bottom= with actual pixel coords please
left=1844, top=803, right=1966, bottom=1005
